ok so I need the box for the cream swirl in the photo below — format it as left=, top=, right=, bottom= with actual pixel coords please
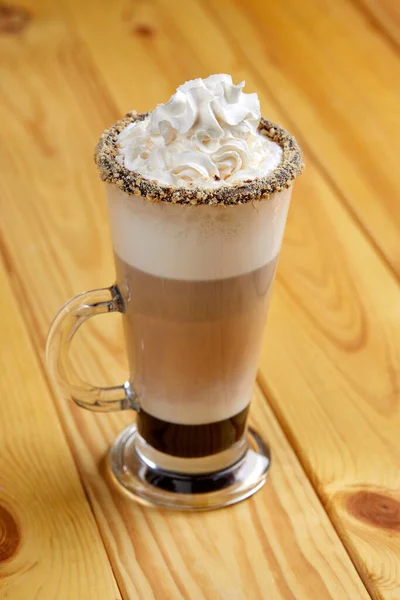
left=117, top=74, right=282, bottom=188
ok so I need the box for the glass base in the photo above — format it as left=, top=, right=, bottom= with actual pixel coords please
left=107, top=424, right=271, bottom=511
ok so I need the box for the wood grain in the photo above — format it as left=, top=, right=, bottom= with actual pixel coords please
left=260, top=173, right=400, bottom=598
left=0, top=260, right=121, bottom=599
left=0, top=3, right=372, bottom=599
left=355, top=0, right=400, bottom=51
left=207, top=0, right=400, bottom=278
left=51, top=0, right=400, bottom=597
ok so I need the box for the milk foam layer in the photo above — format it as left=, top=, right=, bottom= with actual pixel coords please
left=117, top=75, right=282, bottom=187
left=141, top=375, right=257, bottom=425
left=107, top=185, right=292, bottom=281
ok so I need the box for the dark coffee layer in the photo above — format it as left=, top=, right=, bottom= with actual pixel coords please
left=137, top=406, right=249, bottom=458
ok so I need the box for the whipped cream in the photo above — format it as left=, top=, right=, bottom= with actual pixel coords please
left=116, top=74, right=282, bottom=188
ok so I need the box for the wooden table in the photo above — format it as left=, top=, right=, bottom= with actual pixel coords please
left=1, top=0, right=399, bottom=598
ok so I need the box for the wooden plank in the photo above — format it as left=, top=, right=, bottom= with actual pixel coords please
left=354, top=0, right=400, bottom=51
left=259, top=174, right=400, bottom=599
left=0, top=4, right=370, bottom=599
left=50, top=0, right=400, bottom=597
left=206, top=0, right=400, bottom=278
left=0, top=259, right=121, bottom=599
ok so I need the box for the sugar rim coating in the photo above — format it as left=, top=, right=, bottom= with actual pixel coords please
left=94, top=111, right=304, bottom=205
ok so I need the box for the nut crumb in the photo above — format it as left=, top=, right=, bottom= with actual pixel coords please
left=94, top=112, right=303, bottom=205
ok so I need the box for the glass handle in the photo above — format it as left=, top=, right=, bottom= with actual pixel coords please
left=46, top=285, right=139, bottom=412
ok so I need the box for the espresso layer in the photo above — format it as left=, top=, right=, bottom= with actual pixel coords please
left=137, top=406, right=249, bottom=458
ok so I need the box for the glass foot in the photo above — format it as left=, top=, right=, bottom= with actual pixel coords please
left=107, top=424, right=271, bottom=511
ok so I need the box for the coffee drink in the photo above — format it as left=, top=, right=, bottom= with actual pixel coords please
left=48, top=74, right=303, bottom=508
left=98, top=74, right=300, bottom=468
left=108, top=179, right=290, bottom=458
left=115, top=255, right=278, bottom=457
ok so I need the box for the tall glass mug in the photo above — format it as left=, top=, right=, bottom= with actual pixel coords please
left=46, top=114, right=302, bottom=510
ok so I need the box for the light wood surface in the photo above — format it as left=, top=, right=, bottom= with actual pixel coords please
left=355, top=0, right=400, bottom=50
left=0, top=0, right=399, bottom=598
left=0, top=262, right=121, bottom=599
